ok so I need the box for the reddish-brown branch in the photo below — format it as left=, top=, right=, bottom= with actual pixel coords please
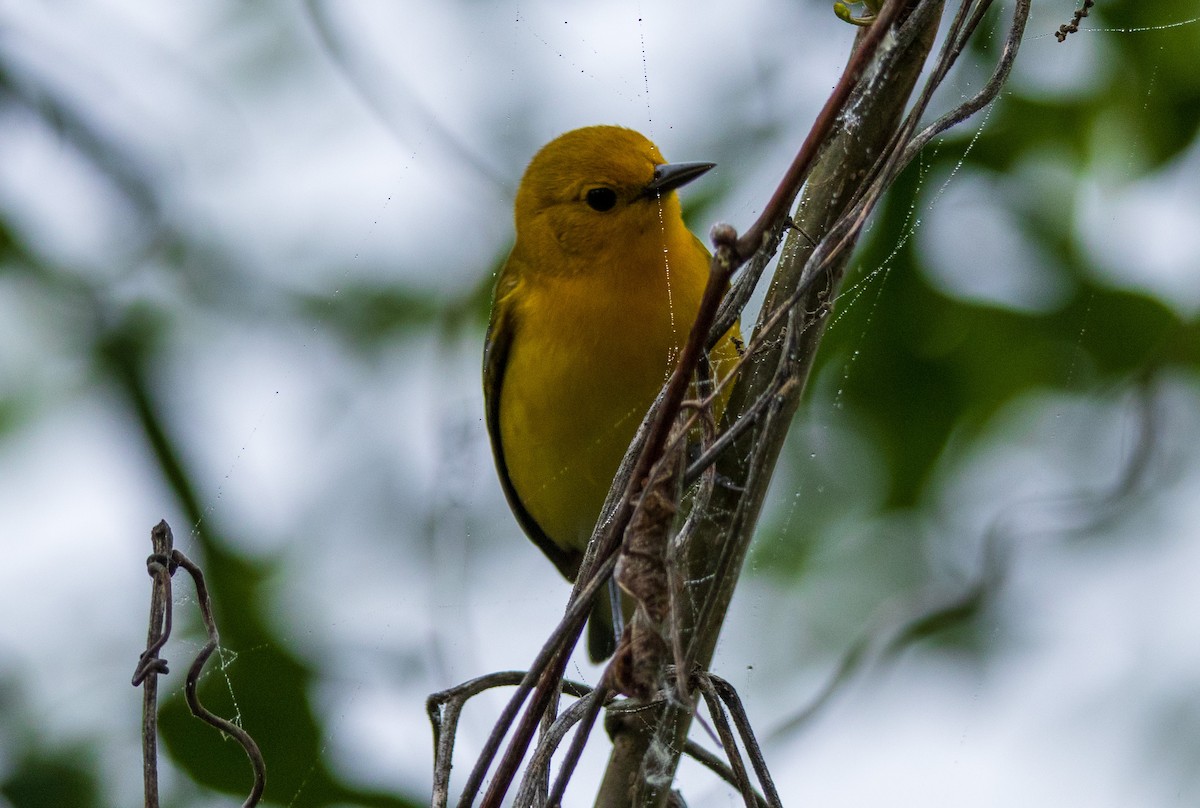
left=732, top=0, right=909, bottom=260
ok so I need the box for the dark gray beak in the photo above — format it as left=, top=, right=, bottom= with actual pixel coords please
left=639, top=161, right=715, bottom=199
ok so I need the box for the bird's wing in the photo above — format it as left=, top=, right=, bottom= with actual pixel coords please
left=483, top=265, right=583, bottom=581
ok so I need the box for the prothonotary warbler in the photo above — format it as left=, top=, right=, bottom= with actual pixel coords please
left=483, top=125, right=741, bottom=661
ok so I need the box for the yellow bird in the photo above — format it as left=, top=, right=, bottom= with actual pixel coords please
left=483, top=125, right=740, bottom=661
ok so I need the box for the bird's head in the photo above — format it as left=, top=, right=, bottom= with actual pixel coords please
left=513, top=125, right=713, bottom=271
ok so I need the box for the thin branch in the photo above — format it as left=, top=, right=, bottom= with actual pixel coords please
left=132, top=523, right=267, bottom=808
left=427, top=673, right=587, bottom=808
left=899, top=0, right=1030, bottom=166
left=708, top=676, right=781, bottom=808
left=613, top=2, right=963, bottom=804
left=731, top=0, right=911, bottom=260
left=572, top=0, right=912, bottom=642
left=710, top=0, right=912, bottom=345
left=543, top=687, right=611, bottom=807
left=134, top=520, right=175, bottom=808
left=695, top=677, right=757, bottom=808
left=457, top=553, right=616, bottom=806
left=1055, top=0, right=1094, bottom=42
left=586, top=0, right=914, bottom=690
left=729, top=0, right=1030, bottom=358
left=683, top=367, right=800, bottom=487
left=478, top=624, right=582, bottom=806
left=681, top=741, right=769, bottom=808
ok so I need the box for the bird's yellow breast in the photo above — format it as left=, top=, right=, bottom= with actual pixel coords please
left=498, top=237, right=710, bottom=550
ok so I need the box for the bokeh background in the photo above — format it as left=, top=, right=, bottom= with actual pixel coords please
left=2, top=1, right=1198, bottom=806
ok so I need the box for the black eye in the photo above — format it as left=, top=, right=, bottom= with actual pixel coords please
left=585, top=187, right=617, bottom=212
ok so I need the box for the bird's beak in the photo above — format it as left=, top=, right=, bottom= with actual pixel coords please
left=638, top=161, right=716, bottom=199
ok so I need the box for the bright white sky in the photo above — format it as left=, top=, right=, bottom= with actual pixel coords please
left=0, top=1, right=1198, bottom=806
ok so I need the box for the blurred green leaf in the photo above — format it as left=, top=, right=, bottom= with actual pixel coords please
left=0, top=750, right=100, bottom=808
left=157, top=542, right=420, bottom=808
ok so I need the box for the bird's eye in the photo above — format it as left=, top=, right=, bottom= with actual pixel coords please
left=585, top=187, right=618, bottom=212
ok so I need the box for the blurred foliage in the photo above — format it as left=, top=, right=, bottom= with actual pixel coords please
left=751, top=0, right=1200, bottom=665
left=1, top=0, right=1198, bottom=805
left=155, top=561, right=421, bottom=807
left=819, top=163, right=1195, bottom=509
left=102, top=306, right=422, bottom=807
left=0, top=751, right=100, bottom=808
left=291, top=263, right=500, bottom=354
left=0, top=677, right=101, bottom=808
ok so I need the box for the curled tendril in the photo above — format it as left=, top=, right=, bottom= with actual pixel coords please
left=834, top=0, right=883, bottom=26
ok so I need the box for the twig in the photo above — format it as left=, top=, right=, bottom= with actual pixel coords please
left=731, top=0, right=911, bottom=261
left=710, top=0, right=912, bottom=346
left=708, top=675, right=782, bottom=808
left=133, top=520, right=175, bottom=808
left=695, top=677, right=757, bottom=808
left=478, top=636, right=577, bottom=806
left=587, top=0, right=909, bottom=705
left=616, top=1, right=993, bottom=803
left=683, top=375, right=799, bottom=486
left=736, top=0, right=1030, bottom=362
left=543, top=687, right=611, bottom=807
left=428, top=672, right=594, bottom=808
left=899, top=0, right=1030, bottom=167
left=132, top=522, right=267, bottom=808
left=1055, top=0, right=1094, bottom=42
left=457, top=553, right=617, bottom=806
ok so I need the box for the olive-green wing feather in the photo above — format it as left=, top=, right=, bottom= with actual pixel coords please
left=483, top=269, right=583, bottom=581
